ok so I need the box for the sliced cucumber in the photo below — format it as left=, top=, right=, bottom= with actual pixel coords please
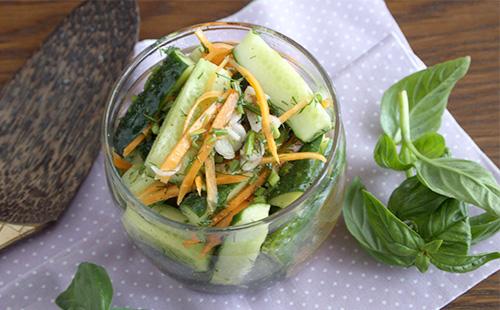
left=179, top=183, right=246, bottom=225
left=233, top=31, right=332, bottom=142
left=211, top=203, right=270, bottom=285
left=114, top=48, right=194, bottom=155
left=151, top=203, right=190, bottom=224
left=189, top=46, right=205, bottom=62
left=122, top=164, right=156, bottom=195
left=145, top=58, right=230, bottom=174
left=179, top=193, right=209, bottom=226
left=268, top=135, right=332, bottom=207
left=123, top=207, right=211, bottom=272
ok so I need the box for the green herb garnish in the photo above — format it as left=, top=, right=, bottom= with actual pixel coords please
left=343, top=56, right=500, bottom=274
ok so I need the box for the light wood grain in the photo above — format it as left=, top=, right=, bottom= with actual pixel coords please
left=0, top=0, right=498, bottom=308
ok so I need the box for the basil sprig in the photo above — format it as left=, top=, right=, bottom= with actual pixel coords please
left=344, top=57, right=500, bottom=273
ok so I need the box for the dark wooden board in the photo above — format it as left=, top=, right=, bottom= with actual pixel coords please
left=0, top=0, right=498, bottom=308
left=0, top=0, right=139, bottom=224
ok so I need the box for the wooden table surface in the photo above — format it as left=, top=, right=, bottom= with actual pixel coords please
left=0, top=0, right=498, bottom=308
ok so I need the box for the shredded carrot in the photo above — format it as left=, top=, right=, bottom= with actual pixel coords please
left=195, top=175, right=203, bottom=195
left=229, top=59, right=280, bottom=164
left=158, top=104, right=218, bottom=184
left=203, top=43, right=233, bottom=65
left=205, top=155, right=218, bottom=213
left=215, top=174, right=249, bottom=185
left=278, top=99, right=311, bottom=123
left=139, top=185, right=179, bottom=206
left=183, top=90, right=223, bottom=134
left=123, top=124, right=151, bottom=157
left=112, top=152, right=132, bottom=170
left=194, top=28, right=213, bottom=52
left=183, top=234, right=201, bottom=248
left=177, top=91, right=239, bottom=204
left=321, top=98, right=332, bottom=108
left=211, top=169, right=270, bottom=226
left=261, top=152, right=327, bottom=165
left=138, top=181, right=167, bottom=198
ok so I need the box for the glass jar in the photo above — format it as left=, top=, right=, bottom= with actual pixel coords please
left=102, top=22, right=346, bottom=293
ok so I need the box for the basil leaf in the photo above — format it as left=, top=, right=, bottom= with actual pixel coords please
left=415, top=252, right=431, bottom=273
left=415, top=158, right=500, bottom=217
left=362, top=190, right=425, bottom=256
left=470, top=213, right=500, bottom=245
left=343, top=178, right=420, bottom=267
left=419, top=199, right=470, bottom=255
left=56, top=262, right=113, bottom=310
left=373, top=134, right=413, bottom=170
left=381, top=57, right=470, bottom=141
left=413, top=132, right=446, bottom=159
left=388, top=176, right=448, bottom=220
left=430, top=252, right=500, bottom=273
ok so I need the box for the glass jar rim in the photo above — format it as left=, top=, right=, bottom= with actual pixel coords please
left=102, top=21, right=342, bottom=232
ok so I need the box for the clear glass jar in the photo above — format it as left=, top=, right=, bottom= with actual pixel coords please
left=102, top=22, right=346, bottom=293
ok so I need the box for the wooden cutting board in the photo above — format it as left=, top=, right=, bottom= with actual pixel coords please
left=0, top=0, right=139, bottom=249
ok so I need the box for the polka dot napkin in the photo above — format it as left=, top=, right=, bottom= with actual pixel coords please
left=1, top=0, right=498, bottom=309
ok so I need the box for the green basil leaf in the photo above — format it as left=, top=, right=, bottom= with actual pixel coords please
left=388, top=177, right=448, bottom=220
left=422, top=240, right=443, bottom=254
left=415, top=158, right=500, bottom=217
left=362, top=190, right=425, bottom=255
left=430, top=252, right=500, bottom=273
left=413, top=132, right=446, bottom=159
left=381, top=57, right=470, bottom=141
left=420, top=199, right=470, bottom=255
left=415, top=252, right=431, bottom=273
left=343, top=178, right=419, bottom=267
left=373, top=134, right=413, bottom=170
left=470, top=213, right=500, bottom=245
left=56, top=262, right=113, bottom=310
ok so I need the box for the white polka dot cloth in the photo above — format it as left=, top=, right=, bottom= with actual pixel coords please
left=1, top=0, right=498, bottom=309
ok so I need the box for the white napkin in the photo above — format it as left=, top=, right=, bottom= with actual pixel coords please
left=1, top=0, right=498, bottom=309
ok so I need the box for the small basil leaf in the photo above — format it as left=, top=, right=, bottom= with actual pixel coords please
left=422, top=239, right=443, bottom=254
left=415, top=252, right=430, bottom=273
left=373, top=134, right=413, bottom=170
left=388, top=176, right=448, bottom=220
left=470, top=213, right=500, bottom=245
left=343, top=179, right=419, bottom=267
left=413, top=132, right=446, bottom=159
left=420, top=199, right=470, bottom=255
left=56, top=262, right=113, bottom=310
left=362, top=190, right=425, bottom=255
left=430, top=252, right=500, bottom=273
left=415, top=158, right=500, bottom=217
left=381, top=56, right=470, bottom=141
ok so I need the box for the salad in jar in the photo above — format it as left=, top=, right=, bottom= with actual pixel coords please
left=109, top=26, right=343, bottom=289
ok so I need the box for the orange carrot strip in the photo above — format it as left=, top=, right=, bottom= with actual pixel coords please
left=211, top=169, right=270, bottom=225
left=158, top=104, right=218, bottom=184
left=215, top=174, right=249, bottom=185
left=201, top=199, right=252, bottom=255
left=139, top=185, right=179, bottom=206
left=177, top=91, right=239, bottom=204
left=204, top=44, right=233, bottom=65
left=183, top=90, right=222, bottom=134
left=278, top=99, right=310, bottom=123
left=205, top=155, right=218, bottom=213
left=123, top=125, right=151, bottom=157
left=260, top=152, right=327, bottom=165
left=321, top=98, right=331, bottom=108
left=138, top=181, right=167, bottom=199
left=112, top=152, right=132, bottom=170
left=229, top=59, right=279, bottom=163
left=195, top=175, right=203, bottom=196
